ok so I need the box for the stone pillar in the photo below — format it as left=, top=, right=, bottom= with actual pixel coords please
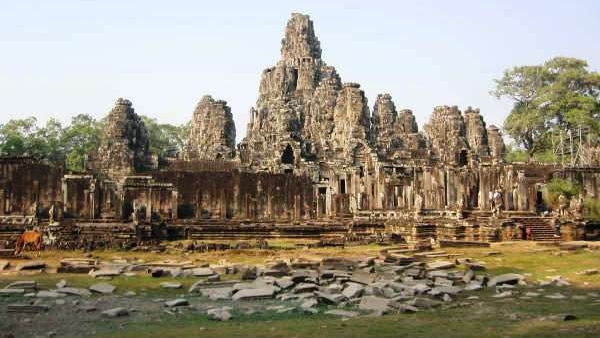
left=61, top=178, right=68, bottom=213
left=147, top=187, right=153, bottom=221
left=171, top=190, right=178, bottom=220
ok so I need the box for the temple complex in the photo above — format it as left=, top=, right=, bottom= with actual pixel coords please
left=1, top=13, right=599, bottom=248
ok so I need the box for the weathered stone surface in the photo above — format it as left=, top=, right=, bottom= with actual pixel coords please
left=200, top=287, right=233, bottom=301
left=207, top=307, right=232, bottom=321
left=16, top=261, right=46, bottom=271
left=358, top=296, right=390, bottom=313
left=36, top=291, right=66, bottom=298
left=488, top=273, right=524, bottom=287
left=89, top=283, right=116, bottom=294
left=184, top=95, right=236, bottom=160
left=164, top=298, right=189, bottom=307
left=342, top=283, right=364, bottom=299
left=160, top=282, right=182, bottom=289
left=93, top=98, right=150, bottom=178
left=89, top=269, right=121, bottom=278
left=101, top=307, right=128, bottom=318
left=232, top=287, right=277, bottom=301
left=4, top=281, right=37, bottom=290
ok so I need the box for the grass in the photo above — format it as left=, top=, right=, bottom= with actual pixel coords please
left=3, top=241, right=600, bottom=338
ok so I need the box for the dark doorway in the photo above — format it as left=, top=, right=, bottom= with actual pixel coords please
left=458, top=150, right=468, bottom=166
left=339, top=179, right=346, bottom=194
left=281, top=144, right=294, bottom=164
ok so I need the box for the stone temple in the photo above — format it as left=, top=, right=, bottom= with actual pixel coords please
left=1, top=13, right=599, bottom=247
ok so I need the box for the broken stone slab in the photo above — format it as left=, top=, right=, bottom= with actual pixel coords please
left=493, top=291, right=513, bottom=298
left=389, top=302, right=418, bottom=313
left=233, top=279, right=272, bottom=292
left=462, top=269, right=475, bottom=283
left=207, top=307, right=232, bottom=321
left=464, top=281, right=483, bottom=291
left=101, top=307, right=128, bottom=318
left=315, top=291, right=344, bottom=305
left=429, top=286, right=462, bottom=297
left=581, top=269, right=598, bottom=276
left=56, top=279, right=68, bottom=289
left=426, top=260, right=455, bottom=270
left=57, top=287, right=92, bottom=297
left=190, top=267, right=216, bottom=277
left=232, top=287, right=277, bottom=301
left=487, top=273, right=524, bottom=287
left=321, top=257, right=356, bottom=271
left=325, top=309, right=360, bottom=318
left=4, top=281, right=37, bottom=290
left=0, top=260, right=9, bottom=270
left=406, top=297, right=442, bottom=309
left=350, top=269, right=374, bottom=285
left=300, top=298, right=318, bottom=310
left=342, top=283, right=364, bottom=299
left=291, top=259, right=320, bottom=270
left=200, top=287, right=233, bottom=301
left=36, top=291, right=66, bottom=298
left=89, top=282, right=116, bottom=294
left=0, top=288, right=25, bottom=294
left=359, top=296, right=391, bottom=313
left=274, top=277, right=295, bottom=290
left=293, top=282, right=318, bottom=294
left=7, top=304, right=49, bottom=313
left=160, top=282, right=182, bottom=289
left=89, top=269, right=121, bottom=278
left=188, top=280, right=239, bottom=293
left=291, top=269, right=318, bottom=283
left=164, top=298, right=189, bottom=307
left=16, top=261, right=46, bottom=271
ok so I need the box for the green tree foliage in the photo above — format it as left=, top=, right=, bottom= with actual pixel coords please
left=141, top=116, right=190, bottom=159
left=0, top=114, right=190, bottom=172
left=493, top=57, right=600, bottom=162
left=61, top=114, right=103, bottom=173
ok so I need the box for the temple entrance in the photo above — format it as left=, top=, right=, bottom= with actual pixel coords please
left=281, top=144, right=294, bottom=165
left=458, top=150, right=468, bottom=166
left=339, top=179, right=346, bottom=194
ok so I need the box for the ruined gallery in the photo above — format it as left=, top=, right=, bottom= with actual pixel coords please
left=1, top=13, right=598, bottom=248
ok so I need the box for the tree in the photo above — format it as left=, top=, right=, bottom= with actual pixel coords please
left=141, top=116, right=190, bottom=160
left=0, top=117, right=40, bottom=157
left=61, top=114, right=103, bottom=173
left=493, top=57, right=600, bottom=162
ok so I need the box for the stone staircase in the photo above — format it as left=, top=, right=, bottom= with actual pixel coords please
left=512, top=217, right=558, bottom=242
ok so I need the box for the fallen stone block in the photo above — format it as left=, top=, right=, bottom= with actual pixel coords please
left=101, top=307, right=128, bottom=318
left=4, top=281, right=37, bottom=291
left=160, top=282, right=182, bottom=289
left=57, top=287, right=92, bottom=297
left=164, top=298, right=189, bottom=307
left=359, top=296, right=390, bottom=313
left=90, top=282, right=116, bottom=294
left=342, top=283, right=364, bottom=299
left=488, top=273, right=523, bottom=287
left=232, top=287, right=276, bottom=301
left=207, top=308, right=232, bottom=321
left=7, top=304, right=49, bottom=313
left=16, top=261, right=46, bottom=271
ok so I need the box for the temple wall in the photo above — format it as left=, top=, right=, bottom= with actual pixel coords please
left=152, top=170, right=313, bottom=220
left=0, top=158, right=63, bottom=217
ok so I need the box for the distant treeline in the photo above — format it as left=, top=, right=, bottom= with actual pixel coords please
left=0, top=114, right=189, bottom=173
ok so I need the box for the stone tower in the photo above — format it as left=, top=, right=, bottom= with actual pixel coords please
left=95, top=98, right=150, bottom=178
left=240, top=13, right=371, bottom=171
left=185, top=95, right=236, bottom=160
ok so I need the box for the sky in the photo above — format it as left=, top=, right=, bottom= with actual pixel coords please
left=1, top=0, right=599, bottom=142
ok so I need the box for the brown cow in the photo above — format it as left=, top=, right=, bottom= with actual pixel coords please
left=14, top=229, right=43, bottom=257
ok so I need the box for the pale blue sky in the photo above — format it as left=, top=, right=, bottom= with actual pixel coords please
left=1, top=0, right=599, bottom=141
